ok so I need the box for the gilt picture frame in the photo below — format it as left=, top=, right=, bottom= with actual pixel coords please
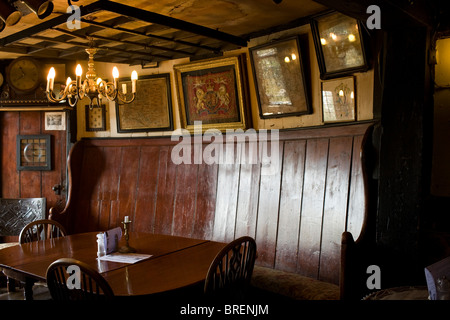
left=249, top=36, right=311, bottom=119
left=174, top=55, right=249, bottom=133
left=115, top=73, right=173, bottom=133
left=311, top=11, right=369, bottom=80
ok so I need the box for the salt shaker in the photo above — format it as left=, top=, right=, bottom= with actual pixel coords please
left=96, top=233, right=106, bottom=258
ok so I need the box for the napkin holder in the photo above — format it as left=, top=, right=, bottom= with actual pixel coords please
left=97, top=227, right=123, bottom=258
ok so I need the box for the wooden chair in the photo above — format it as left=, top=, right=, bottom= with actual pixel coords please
left=19, top=219, right=67, bottom=244
left=3, top=219, right=67, bottom=299
left=46, top=258, right=114, bottom=301
left=204, top=236, right=257, bottom=300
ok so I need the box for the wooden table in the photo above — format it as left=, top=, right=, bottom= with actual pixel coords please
left=0, top=232, right=226, bottom=298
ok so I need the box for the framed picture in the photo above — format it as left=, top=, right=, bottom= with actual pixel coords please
left=249, top=36, right=311, bottom=119
left=85, top=104, right=106, bottom=131
left=174, top=55, right=249, bottom=133
left=311, top=11, right=369, bottom=80
left=16, top=134, right=51, bottom=171
left=116, top=73, right=173, bottom=133
left=45, top=112, right=66, bottom=130
left=321, top=76, right=356, bottom=123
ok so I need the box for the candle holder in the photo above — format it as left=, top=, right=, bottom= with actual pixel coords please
left=119, top=220, right=136, bottom=253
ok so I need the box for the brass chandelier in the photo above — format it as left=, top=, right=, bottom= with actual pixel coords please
left=46, top=42, right=138, bottom=108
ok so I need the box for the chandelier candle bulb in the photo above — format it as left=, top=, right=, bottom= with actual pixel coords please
left=131, top=70, right=138, bottom=93
left=124, top=216, right=130, bottom=223
left=46, top=43, right=137, bottom=108
left=76, top=64, right=82, bottom=87
left=46, top=67, right=55, bottom=92
left=66, top=77, right=72, bottom=97
left=113, top=66, right=119, bottom=88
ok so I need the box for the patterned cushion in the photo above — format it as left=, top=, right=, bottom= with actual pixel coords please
left=251, top=266, right=340, bottom=300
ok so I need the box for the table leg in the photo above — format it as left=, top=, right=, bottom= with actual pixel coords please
left=6, top=277, right=16, bottom=292
left=23, top=280, right=34, bottom=300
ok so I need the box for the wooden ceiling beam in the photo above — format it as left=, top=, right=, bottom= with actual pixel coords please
left=100, top=0, right=247, bottom=47
left=52, top=27, right=194, bottom=57
left=80, top=18, right=221, bottom=53
left=29, top=35, right=165, bottom=61
left=0, top=2, right=104, bottom=47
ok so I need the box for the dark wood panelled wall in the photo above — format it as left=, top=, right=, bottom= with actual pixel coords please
left=51, top=122, right=373, bottom=285
left=0, top=111, right=67, bottom=214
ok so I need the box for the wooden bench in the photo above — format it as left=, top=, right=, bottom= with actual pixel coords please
left=49, top=122, right=376, bottom=300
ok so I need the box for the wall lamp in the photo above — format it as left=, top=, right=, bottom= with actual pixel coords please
left=0, top=0, right=54, bottom=33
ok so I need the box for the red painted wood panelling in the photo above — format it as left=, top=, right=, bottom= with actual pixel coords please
left=53, top=122, right=374, bottom=284
left=1, top=111, right=67, bottom=222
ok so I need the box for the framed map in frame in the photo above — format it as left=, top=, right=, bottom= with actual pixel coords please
left=116, top=73, right=173, bottom=133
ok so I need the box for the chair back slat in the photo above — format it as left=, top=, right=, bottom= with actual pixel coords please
left=204, top=236, right=257, bottom=299
left=19, top=219, right=67, bottom=244
left=46, top=258, right=114, bottom=301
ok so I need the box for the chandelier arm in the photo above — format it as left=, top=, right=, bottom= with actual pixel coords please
left=102, top=81, right=118, bottom=101
left=46, top=90, right=67, bottom=103
left=67, top=95, right=78, bottom=107
left=117, top=92, right=137, bottom=104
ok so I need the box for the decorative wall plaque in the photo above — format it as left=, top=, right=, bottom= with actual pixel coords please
left=16, top=134, right=51, bottom=171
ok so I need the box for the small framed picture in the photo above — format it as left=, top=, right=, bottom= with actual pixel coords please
left=321, top=76, right=356, bottom=123
left=16, top=134, right=51, bottom=171
left=45, top=112, right=66, bottom=130
left=85, top=104, right=106, bottom=132
left=249, top=36, right=311, bottom=119
left=311, top=11, right=369, bottom=79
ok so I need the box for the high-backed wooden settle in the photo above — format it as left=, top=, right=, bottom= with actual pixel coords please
left=50, top=121, right=375, bottom=299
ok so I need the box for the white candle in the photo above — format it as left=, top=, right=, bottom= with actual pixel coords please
left=131, top=70, right=138, bottom=93
left=124, top=216, right=129, bottom=223
left=47, top=67, right=55, bottom=92
left=76, top=64, right=82, bottom=88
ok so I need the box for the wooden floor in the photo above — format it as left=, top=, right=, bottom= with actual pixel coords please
left=0, top=285, right=51, bottom=300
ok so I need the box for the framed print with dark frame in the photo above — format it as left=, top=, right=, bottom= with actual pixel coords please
left=321, top=76, right=356, bottom=123
left=17, top=134, right=51, bottom=171
left=249, top=36, right=311, bottom=119
left=115, top=73, right=173, bottom=133
left=174, top=55, right=249, bottom=133
left=85, top=104, right=106, bottom=131
left=311, top=11, right=369, bottom=80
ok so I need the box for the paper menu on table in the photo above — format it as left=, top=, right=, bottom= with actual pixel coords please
left=98, top=252, right=152, bottom=264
